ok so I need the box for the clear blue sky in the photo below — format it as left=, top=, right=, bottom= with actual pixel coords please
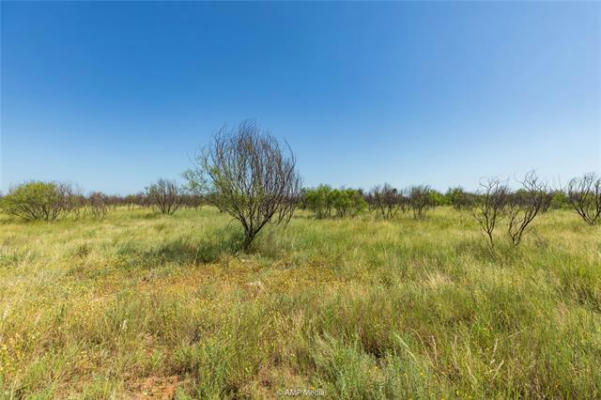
left=1, top=1, right=600, bottom=194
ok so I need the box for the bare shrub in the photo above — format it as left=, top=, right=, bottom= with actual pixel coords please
left=506, top=171, right=547, bottom=246
left=186, top=121, right=301, bottom=249
left=146, top=179, right=182, bottom=215
left=57, top=184, right=85, bottom=218
left=567, top=172, right=601, bottom=225
left=408, top=185, right=432, bottom=219
left=472, top=178, right=509, bottom=249
left=398, top=190, right=411, bottom=214
left=123, top=193, right=146, bottom=209
left=180, top=194, right=204, bottom=209
left=370, top=184, right=401, bottom=219
left=89, top=192, right=109, bottom=219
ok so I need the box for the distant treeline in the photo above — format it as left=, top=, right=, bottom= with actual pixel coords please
left=299, top=183, right=573, bottom=220
left=0, top=176, right=585, bottom=221
left=0, top=120, right=599, bottom=251
left=0, top=179, right=206, bottom=221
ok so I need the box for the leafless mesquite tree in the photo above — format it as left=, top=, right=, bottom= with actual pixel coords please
left=370, top=184, right=401, bottom=219
left=472, top=178, right=509, bottom=249
left=145, top=179, right=182, bottom=215
left=188, top=121, right=301, bottom=249
left=398, top=191, right=411, bottom=214
left=506, top=171, right=547, bottom=246
left=567, top=173, right=601, bottom=225
left=89, top=192, right=109, bottom=219
left=57, top=183, right=85, bottom=217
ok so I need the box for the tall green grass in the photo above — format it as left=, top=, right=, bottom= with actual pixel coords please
left=0, top=206, right=599, bottom=398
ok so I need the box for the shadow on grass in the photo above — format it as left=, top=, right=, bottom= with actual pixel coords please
left=115, top=227, right=244, bottom=268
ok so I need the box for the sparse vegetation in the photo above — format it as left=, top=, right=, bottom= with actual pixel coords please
left=0, top=129, right=599, bottom=399
left=146, top=179, right=183, bottom=216
left=0, top=204, right=599, bottom=399
left=2, top=0, right=598, bottom=396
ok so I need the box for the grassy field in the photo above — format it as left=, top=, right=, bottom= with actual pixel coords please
left=0, top=206, right=599, bottom=399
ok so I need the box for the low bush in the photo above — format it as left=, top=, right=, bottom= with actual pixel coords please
left=145, top=179, right=183, bottom=215
left=0, top=181, right=74, bottom=221
left=304, top=186, right=367, bottom=218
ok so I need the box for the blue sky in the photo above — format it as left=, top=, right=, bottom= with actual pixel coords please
left=1, top=1, right=599, bottom=194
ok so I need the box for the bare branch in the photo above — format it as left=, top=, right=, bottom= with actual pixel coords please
left=187, top=121, right=301, bottom=249
left=567, top=172, right=601, bottom=225
left=472, top=178, right=509, bottom=249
